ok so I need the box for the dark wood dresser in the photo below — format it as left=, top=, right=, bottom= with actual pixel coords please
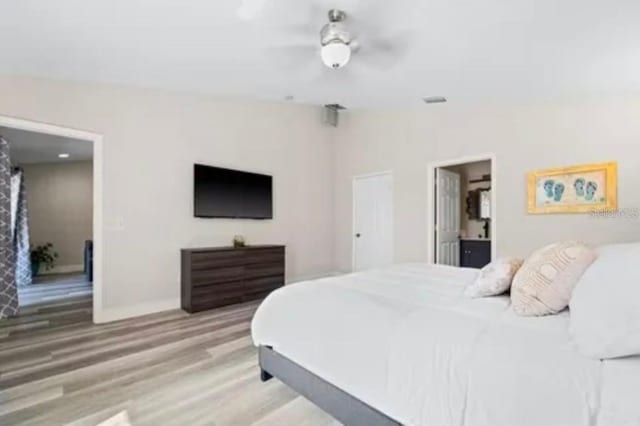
left=181, top=245, right=285, bottom=313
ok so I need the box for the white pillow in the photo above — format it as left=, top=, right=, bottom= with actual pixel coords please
left=570, top=242, right=640, bottom=359
left=511, top=241, right=596, bottom=316
left=464, top=257, right=523, bottom=298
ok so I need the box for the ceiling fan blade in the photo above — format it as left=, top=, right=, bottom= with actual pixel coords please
left=370, top=32, right=411, bottom=55
left=263, top=46, right=319, bottom=70
left=259, top=32, right=318, bottom=48
left=352, top=30, right=413, bottom=70
left=348, top=0, right=424, bottom=33
left=241, top=2, right=323, bottom=48
left=355, top=48, right=403, bottom=71
left=265, top=40, right=317, bottom=49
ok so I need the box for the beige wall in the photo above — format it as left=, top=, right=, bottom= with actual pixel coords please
left=0, top=77, right=337, bottom=318
left=4, top=75, right=640, bottom=319
left=334, top=99, right=640, bottom=272
left=23, top=161, right=93, bottom=270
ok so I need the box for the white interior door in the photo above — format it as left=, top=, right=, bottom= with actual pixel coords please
left=353, top=173, right=393, bottom=271
left=435, top=168, right=461, bottom=266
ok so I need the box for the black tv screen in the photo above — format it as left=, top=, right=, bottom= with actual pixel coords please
left=194, top=164, right=273, bottom=219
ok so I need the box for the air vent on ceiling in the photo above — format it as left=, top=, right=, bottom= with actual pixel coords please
left=324, top=103, right=347, bottom=111
left=323, top=104, right=347, bottom=127
left=423, top=96, right=447, bottom=104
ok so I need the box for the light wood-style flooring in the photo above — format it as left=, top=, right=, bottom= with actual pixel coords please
left=0, top=296, right=338, bottom=426
left=18, top=275, right=93, bottom=307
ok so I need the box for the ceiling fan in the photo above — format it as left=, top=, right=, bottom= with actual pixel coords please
left=319, top=9, right=355, bottom=69
left=238, top=0, right=412, bottom=71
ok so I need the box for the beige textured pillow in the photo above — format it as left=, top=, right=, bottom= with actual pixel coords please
left=511, top=241, right=597, bottom=316
left=464, top=258, right=524, bottom=298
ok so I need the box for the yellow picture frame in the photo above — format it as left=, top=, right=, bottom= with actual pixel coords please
left=527, top=162, right=617, bottom=214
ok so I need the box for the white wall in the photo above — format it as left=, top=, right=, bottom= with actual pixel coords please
left=22, top=161, right=93, bottom=270
left=0, top=77, right=337, bottom=319
left=334, top=98, right=640, bottom=272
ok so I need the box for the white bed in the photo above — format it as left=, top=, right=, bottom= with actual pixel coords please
left=252, top=263, right=640, bottom=426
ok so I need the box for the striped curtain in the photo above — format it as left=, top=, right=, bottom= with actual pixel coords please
left=12, top=169, right=32, bottom=288
left=0, top=137, right=19, bottom=318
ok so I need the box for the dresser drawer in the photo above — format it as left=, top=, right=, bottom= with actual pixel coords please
left=244, top=248, right=284, bottom=265
left=244, top=263, right=285, bottom=280
left=243, top=277, right=284, bottom=303
left=191, top=250, right=244, bottom=270
left=191, top=266, right=245, bottom=287
left=244, top=275, right=284, bottom=294
left=192, top=280, right=245, bottom=298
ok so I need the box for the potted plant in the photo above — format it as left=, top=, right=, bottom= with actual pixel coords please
left=30, top=243, right=59, bottom=276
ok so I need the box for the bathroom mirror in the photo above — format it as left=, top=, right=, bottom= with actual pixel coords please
left=479, top=190, right=491, bottom=219
left=466, top=188, right=491, bottom=220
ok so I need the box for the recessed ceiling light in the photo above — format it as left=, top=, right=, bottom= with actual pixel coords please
left=58, top=153, right=70, bottom=158
left=423, top=96, right=447, bottom=104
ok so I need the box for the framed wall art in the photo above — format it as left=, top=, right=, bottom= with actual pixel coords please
left=527, top=162, right=617, bottom=214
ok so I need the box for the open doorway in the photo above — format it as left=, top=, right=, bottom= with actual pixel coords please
left=427, top=155, right=496, bottom=268
left=0, top=127, right=94, bottom=307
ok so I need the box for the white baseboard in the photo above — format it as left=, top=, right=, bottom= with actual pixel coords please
left=94, top=297, right=180, bottom=324
left=93, top=271, right=342, bottom=324
left=286, top=271, right=342, bottom=284
left=40, top=264, right=84, bottom=275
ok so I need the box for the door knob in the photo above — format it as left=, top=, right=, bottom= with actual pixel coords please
left=355, top=233, right=361, bottom=238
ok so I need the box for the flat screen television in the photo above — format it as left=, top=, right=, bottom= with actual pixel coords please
left=194, top=164, right=273, bottom=219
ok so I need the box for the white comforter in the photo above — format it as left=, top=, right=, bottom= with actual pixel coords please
left=251, top=264, right=640, bottom=426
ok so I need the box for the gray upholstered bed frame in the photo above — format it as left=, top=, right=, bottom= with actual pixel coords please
left=259, top=345, right=401, bottom=426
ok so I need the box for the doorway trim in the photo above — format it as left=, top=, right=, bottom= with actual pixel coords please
left=352, top=170, right=394, bottom=271
left=427, top=153, right=497, bottom=264
left=0, top=115, right=104, bottom=323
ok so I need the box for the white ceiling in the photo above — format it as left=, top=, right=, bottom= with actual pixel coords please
left=0, top=127, right=93, bottom=165
left=0, top=0, right=639, bottom=109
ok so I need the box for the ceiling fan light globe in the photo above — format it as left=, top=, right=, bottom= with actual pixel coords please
left=321, top=41, right=351, bottom=69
